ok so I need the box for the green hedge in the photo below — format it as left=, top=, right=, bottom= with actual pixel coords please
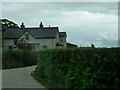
left=2, top=50, right=37, bottom=69
left=35, top=48, right=120, bottom=89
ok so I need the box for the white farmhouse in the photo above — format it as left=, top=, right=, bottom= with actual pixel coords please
left=3, top=22, right=67, bottom=51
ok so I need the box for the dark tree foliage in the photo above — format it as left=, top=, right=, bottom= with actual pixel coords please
left=0, top=19, right=19, bottom=31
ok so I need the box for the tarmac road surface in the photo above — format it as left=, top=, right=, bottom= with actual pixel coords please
left=2, top=65, right=47, bottom=89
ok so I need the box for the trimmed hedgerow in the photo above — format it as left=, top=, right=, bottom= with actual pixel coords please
left=35, top=48, right=120, bottom=89
left=2, top=50, right=37, bottom=69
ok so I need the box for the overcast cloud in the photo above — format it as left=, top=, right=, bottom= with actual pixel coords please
left=1, top=0, right=119, bottom=2
left=2, top=2, right=118, bottom=47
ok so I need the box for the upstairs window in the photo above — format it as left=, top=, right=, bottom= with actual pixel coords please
left=25, top=34, right=29, bottom=40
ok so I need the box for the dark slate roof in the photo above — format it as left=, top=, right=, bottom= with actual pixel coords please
left=26, top=27, right=58, bottom=39
left=59, top=32, right=67, bottom=37
left=3, top=28, right=25, bottom=39
left=3, top=27, right=59, bottom=39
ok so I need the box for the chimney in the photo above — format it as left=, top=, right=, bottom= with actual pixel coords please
left=39, top=22, right=43, bottom=28
left=21, top=22, right=25, bottom=29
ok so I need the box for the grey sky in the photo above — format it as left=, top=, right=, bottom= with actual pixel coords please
left=1, top=2, right=118, bottom=47
left=1, top=0, right=119, bottom=2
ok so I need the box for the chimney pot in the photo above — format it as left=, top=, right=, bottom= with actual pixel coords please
left=40, top=22, right=43, bottom=28
left=21, top=22, right=25, bottom=29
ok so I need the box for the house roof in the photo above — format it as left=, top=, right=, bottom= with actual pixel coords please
left=59, top=32, right=67, bottom=37
left=3, top=27, right=59, bottom=39
left=3, top=28, right=25, bottom=39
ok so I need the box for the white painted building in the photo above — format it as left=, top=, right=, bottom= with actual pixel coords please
left=3, top=22, right=67, bottom=51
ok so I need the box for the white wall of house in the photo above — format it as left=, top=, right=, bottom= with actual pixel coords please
left=18, top=31, right=37, bottom=43
left=3, top=39, right=16, bottom=51
left=59, top=36, right=67, bottom=47
left=36, top=31, right=61, bottom=50
left=36, top=39, right=54, bottom=50
left=55, top=32, right=60, bottom=43
left=54, top=32, right=61, bottom=48
left=18, top=31, right=59, bottom=51
left=18, top=31, right=38, bottom=51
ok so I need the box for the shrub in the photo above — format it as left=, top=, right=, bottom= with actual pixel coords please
left=2, top=50, right=37, bottom=69
left=35, top=48, right=120, bottom=89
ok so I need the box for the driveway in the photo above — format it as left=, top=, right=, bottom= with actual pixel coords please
left=2, top=65, right=47, bottom=89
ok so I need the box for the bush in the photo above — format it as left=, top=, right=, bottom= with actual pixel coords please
left=2, top=50, right=37, bottom=69
left=35, top=48, right=120, bottom=89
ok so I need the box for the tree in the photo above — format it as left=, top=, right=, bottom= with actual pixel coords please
left=0, top=19, right=19, bottom=31
left=15, top=38, right=32, bottom=50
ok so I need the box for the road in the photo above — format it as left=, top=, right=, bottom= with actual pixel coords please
left=2, top=65, right=47, bottom=89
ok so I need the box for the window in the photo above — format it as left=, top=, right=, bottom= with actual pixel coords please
left=43, top=45, right=47, bottom=49
left=21, top=38, right=24, bottom=40
left=25, top=34, right=29, bottom=40
left=61, top=39, right=63, bottom=42
left=14, top=39, right=17, bottom=45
